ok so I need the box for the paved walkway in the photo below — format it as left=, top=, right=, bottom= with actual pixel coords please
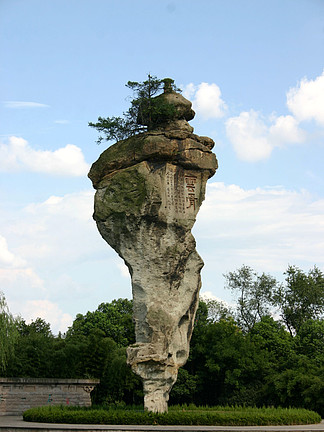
left=0, top=416, right=324, bottom=432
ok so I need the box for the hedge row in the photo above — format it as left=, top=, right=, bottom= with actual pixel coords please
left=23, top=405, right=321, bottom=426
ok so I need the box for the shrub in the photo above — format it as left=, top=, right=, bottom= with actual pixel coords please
left=23, top=405, right=321, bottom=426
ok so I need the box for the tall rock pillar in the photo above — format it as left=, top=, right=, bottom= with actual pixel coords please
left=88, top=85, right=217, bottom=413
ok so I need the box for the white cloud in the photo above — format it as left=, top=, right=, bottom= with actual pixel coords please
left=200, top=291, right=225, bottom=302
left=225, top=71, right=324, bottom=162
left=13, top=191, right=97, bottom=268
left=182, top=83, right=195, bottom=100
left=1, top=180, right=324, bottom=333
left=54, top=120, right=70, bottom=124
left=1, top=190, right=96, bottom=280
left=19, top=300, right=73, bottom=334
left=287, top=71, right=324, bottom=126
left=0, top=238, right=45, bottom=305
left=3, top=101, right=50, bottom=108
left=200, top=291, right=234, bottom=310
left=0, top=231, right=45, bottom=297
left=0, top=268, right=44, bottom=291
left=2, top=190, right=111, bottom=305
left=0, top=235, right=26, bottom=267
left=225, top=110, right=273, bottom=161
left=196, top=182, right=324, bottom=274
left=226, top=110, right=306, bottom=162
left=117, top=260, right=130, bottom=278
left=183, top=82, right=227, bottom=119
left=0, top=189, right=106, bottom=332
left=0, top=136, right=89, bottom=176
left=0, top=235, right=43, bottom=297
left=269, top=114, right=306, bottom=145
left=25, top=190, right=94, bottom=222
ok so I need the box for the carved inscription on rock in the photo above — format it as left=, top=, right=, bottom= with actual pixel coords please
left=165, top=164, right=200, bottom=218
left=185, top=175, right=198, bottom=210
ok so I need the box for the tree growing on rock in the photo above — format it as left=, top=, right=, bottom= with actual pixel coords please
left=89, top=74, right=181, bottom=144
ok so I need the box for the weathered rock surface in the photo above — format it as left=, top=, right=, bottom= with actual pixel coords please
left=89, top=87, right=217, bottom=413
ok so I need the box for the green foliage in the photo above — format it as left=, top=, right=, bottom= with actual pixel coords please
left=273, top=265, right=324, bottom=335
left=6, top=318, right=57, bottom=378
left=0, top=291, right=19, bottom=373
left=169, top=368, right=198, bottom=405
left=265, top=357, right=324, bottom=416
left=17, top=317, right=52, bottom=336
left=249, top=316, right=294, bottom=363
left=3, top=265, right=324, bottom=416
left=89, top=74, right=180, bottom=144
left=2, top=297, right=141, bottom=406
left=224, top=264, right=324, bottom=336
left=204, top=298, right=234, bottom=323
left=296, top=319, right=324, bottom=359
left=179, top=296, right=324, bottom=415
left=224, top=265, right=277, bottom=331
left=96, top=166, right=147, bottom=218
left=23, top=405, right=321, bottom=426
left=94, top=346, right=142, bottom=406
left=67, top=298, right=134, bottom=346
left=192, top=316, right=265, bottom=406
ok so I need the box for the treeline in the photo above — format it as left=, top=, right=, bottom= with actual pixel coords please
left=1, top=265, right=324, bottom=415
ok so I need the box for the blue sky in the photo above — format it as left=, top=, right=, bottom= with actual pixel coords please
left=1, top=0, right=324, bottom=333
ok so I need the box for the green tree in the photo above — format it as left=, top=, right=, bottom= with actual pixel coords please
left=267, top=353, right=324, bottom=416
left=248, top=316, right=295, bottom=407
left=181, top=301, right=266, bottom=407
left=81, top=328, right=116, bottom=379
left=296, top=319, right=324, bottom=359
left=291, top=318, right=324, bottom=415
left=95, top=346, right=142, bottom=405
left=191, top=316, right=266, bottom=406
left=249, top=316, right=293, bottom=365
left=273, top=265, right=324, bottom=335
left=169, top=368, right=198, bottom=405
left=0, top=292, right=19, bottom=374
left=89, top=74, right=180, bottom=144
left=224, top=265, right=278, bottom=331
left=204, top=298, right=234, bottom=323
left=7, top=318, right=55, bottom=377
left=67, top=298, right=135, bottom=347
left=17, top=317, right=52, bottom=337
left=47, top=333, right=86, bottom=378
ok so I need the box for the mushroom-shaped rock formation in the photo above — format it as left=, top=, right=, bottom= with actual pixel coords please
left=88, top=82, right=217, bottom=413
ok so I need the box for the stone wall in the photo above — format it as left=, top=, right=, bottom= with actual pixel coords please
left=0, top=378, right=99, bottom=415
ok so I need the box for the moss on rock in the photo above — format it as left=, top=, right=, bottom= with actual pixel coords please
left=94, top=166, right=148, bottom=220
